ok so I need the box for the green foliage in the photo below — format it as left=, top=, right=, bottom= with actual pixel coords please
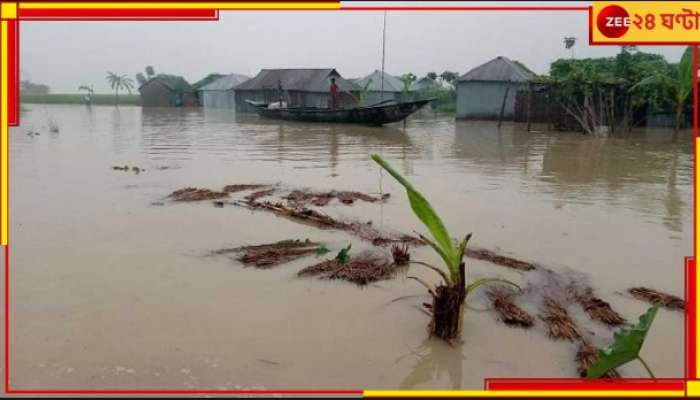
left=315, top=244, right=330, bottom=256
left=371, top=154, right=521, bottom=302
left=586, top=305, right=659, bottom=378
left=372, top=154, right=460, bottom=283
left=439, top=71, right=458, bottom=85
left=417, top=85, right=455, bottom=112
left=335, top=244, right=352, bottom=265
left=400, top=73, right=417, bottom=93
left=547, top=47, right=693, bottom=132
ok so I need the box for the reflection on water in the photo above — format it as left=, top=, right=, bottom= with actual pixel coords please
left=9, top=104, right=691, bottom=389
left=135, top=108, right=692, bottom=235
left=398, top=338, right=464, bottom=390
left=449, top=120, right=692, bottom=233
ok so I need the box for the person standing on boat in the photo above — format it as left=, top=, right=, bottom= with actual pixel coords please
left=329, top=77, right=339, bottom=110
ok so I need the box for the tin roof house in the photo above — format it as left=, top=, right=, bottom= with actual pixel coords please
left=352, top=70, right=405, bottom=106
left=198, top=73, right=250, bottom=109
left=456, top=56, right=535, bottom=120
left=234, top=68, right=358, bottom=112
left=138, top=74, right=198, bottom=107
left=410, top=76, right=442, bottom=93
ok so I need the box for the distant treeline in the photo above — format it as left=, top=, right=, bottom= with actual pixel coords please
left=21, top=93, right=141, bottom=105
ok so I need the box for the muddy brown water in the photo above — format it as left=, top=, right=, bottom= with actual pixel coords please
left=5, top=104, right=692, bottom=390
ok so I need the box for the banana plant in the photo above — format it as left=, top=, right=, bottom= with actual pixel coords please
left=630, top=46, right=694, bottom=132
left=371, top=154, right=518, bottom=339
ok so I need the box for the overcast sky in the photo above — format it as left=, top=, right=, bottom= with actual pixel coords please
left=20, top=1, right=687, bottom=93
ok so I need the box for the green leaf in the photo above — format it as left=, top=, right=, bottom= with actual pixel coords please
left=455, top=233, right=472, bottom=262
left=315, top=245, right=330, bottom=256
left=410, top=261, right=450, bottom=284
left=371, top=154, right=457, bottom=274
left=415, top=232, right=454, bottom=283
left=335, top=244, right=352, bottom=265
left=586, top=305, right=659, bottom=378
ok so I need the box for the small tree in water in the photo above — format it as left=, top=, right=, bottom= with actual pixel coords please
left=372, top=154, right=517, bottom=341
left=78, top=85, right=94, bottom=106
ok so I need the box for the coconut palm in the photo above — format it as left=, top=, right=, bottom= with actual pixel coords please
left=105, top=72, right=135, bottom=105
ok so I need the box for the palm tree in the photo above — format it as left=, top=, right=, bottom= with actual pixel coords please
left=105, top=72, right=135, bottom=105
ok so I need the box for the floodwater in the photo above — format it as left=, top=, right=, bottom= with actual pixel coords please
left=6, top=104, right=693, bottom=390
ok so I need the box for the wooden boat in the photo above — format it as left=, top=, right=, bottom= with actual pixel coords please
left=245, top=98, right=433, bottom=126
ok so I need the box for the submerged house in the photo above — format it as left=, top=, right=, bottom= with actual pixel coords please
left=198, top=73, right=250, bottom=109
left=410, top=77, right=442, bottom=93
left=352, top=70, right=405, bottom=106
left=233, top=68, right=357, bottom=113
left=456, top=56, right=534, bottom=120
left=138, top=74, right=197, bottom=107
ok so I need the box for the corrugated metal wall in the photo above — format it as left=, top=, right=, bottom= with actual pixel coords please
left=456, top=81, right=525, bottom=119
left=201, top=90, right=236, bottom=109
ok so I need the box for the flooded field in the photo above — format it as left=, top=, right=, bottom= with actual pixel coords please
left=7, top=104, right=692, bottom=390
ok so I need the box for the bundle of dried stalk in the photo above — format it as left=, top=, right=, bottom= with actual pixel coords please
left=168, top=187, right=229, bottom=202
left=465, top=248, right=535, bottom=271
left=573, top=287, right=626, bottom=326
left=285, top=189, right=389, bottom=207
left=628, top=287, right=685, bottom=311
left=223, top=184, right=267, bottom=193
left=487, top=287, right=534, bottom=328
left=299, top=251, right=396, bottom=285
left=541, top=298, right=580, bottom=341
left=217, top=239, right=321, bottom=269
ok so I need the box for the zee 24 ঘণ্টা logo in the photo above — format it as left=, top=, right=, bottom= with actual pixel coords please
left=597, top=4, right=631, bottom=38
left=596, top=3, right=700, bottom=39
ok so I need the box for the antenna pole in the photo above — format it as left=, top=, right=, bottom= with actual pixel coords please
left=380, top=10, right=387, bottom=101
